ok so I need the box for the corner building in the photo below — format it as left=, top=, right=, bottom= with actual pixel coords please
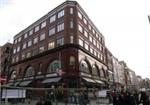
left=10, top=1, right=108, bottom=99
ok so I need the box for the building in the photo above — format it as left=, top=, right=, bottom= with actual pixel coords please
left=0, top=43, right=13, bottom=84
left=8, top=1, right=108, bottom=100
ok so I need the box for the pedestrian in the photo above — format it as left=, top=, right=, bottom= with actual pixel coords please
left=43, top=100, right=52, bottom=105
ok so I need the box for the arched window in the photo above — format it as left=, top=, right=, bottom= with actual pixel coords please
left=100, top=69, right=105, bottom=78
left=10, top=70, right=16, bottom=79
left=47, top=60, right=61, bottom=73
left=79, top=60, right=90, bottom=73
left=24, top=66, right=35, bottom=77
left=92, top=65, right=99, bottom=76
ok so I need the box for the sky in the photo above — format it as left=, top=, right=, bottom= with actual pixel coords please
left=0, top=0, right=150, bottom=78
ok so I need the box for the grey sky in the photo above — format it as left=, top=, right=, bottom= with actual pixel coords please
left=0, top=0, right=150, bottom=78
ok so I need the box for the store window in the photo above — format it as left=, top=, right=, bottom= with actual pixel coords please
left=47, top=60, right=61, bottom=73
left=79, top=60, right=90, bottom=73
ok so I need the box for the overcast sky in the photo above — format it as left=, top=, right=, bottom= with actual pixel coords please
left=0, top=0, right=150, bottom=78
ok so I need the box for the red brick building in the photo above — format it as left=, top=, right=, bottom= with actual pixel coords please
left=8, top=1, right=108, bottom=99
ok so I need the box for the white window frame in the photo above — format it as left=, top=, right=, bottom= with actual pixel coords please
left=78, top=12, right=82, bottom=19
left=33, top=37, right=38, bottom=44
left=78, top=24, right=83, bottom=33
left=41, top=21, right=46, bottom=28
left=22, top=43, right=27, bottom=49
left=70, top=8, right=73, bottom=14
left=50, top=15, right=56, bottom=23
left=79, top=38, right=84, bottom=47
left=35, top=25, right=40, bottom=32
left=40, top=33, right=45, bottom=41
left=27, top=40, right=32, bottom=47
left=24, top=33, right=28, bottom=39
left=58, top=10, right=64, bottom=18
left=57, top=23, right=64, bottom=32
left=49, top=27, right=55, bottom=36
left=29, top=30, right=33, bottom=36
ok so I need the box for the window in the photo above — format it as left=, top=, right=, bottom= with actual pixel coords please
left=48, top=41, right=55, bottom=50
left=50, top=15, right=56, bottom=23
left=78, top=12, right=82, bottom=19
left=96, top=33, right=99, bottom=38
left=100, top=69, right=105, bottom=77
left=39, top=46, right=45, bottom=53
left=84, top=43, right=89, bottom=50
left=93, top=39, right=96, bottom=46
left=33, top=37, right=38, bottom=44
left=90, top=47, right=94, bottom=54
left=97, top=43, right=99, bottom=49
left=92, top=29, right=95, bottom=34
left=70, top=36, right=74, bottom=43
left=88, top=24, right=91, bottom=30
left=94, top=50, right=97, bottom=56
left=18, top=37, right=21, bottom=42
left=83, top=18, right=87, bottom=25
left=47, top=60, right=61, bottom=73
left=24, top=66, right=35, bottom=77
left=40, top=33, right=45, bottom=41
left=29, top=30, right=33, bottom=36
left=32, top=48, right=38, bottom=56
left=70, top=20, right=74, bottom=29
left=27, top=52, right=31, bottom=58
left=41, top=21, right=46, bottom=28
left=49, top=27, right=55, bottom=36
left=27, top=40, right=32, bottom=47
left=57, top=23, right=64, bottom=32
left=100, top=44, right=102, bottom=51
left=14, top=40, right=17, bottom=44
left=21, top=53, right=25, bottom=60
left=79, top=60, right=90, bottom=73
left=69, top=56, right=75, bottom=65
left=57, top=37, right=64, bottom=46
left=84, top=30, right=88, bottom=37
left=89, top=35, right=92, bottom=42
left=24, top=33, right=28, bottom=39
left=92, top=65, right=99, bottom=76
left=78, top=24, right=83, bottom=33
left=16, top=56, right=19, bottom=62
left=17, top=46, right=20, bottom=52
left=35, top=25, right=40, bottom=32
left=70, top=8, right=73, bottom=14
left=58, top=10, right=64, bottom=18
left=79, top=39, right=83, bottom=47
left=13, top=48, right=16, bottom=54
left=22, top=42, right=27, bottom=49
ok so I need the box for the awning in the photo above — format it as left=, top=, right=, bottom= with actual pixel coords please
left=19, top=80, right=32, bottom=86
left=6, top=82, right=14, bottom=86
left=14, top=81, right=21, bottom=86
left=82, top=77, right=96, bottom=83
left=42, top=77, right=61, bottom=84
left=95, top=80, right=104, bottom=84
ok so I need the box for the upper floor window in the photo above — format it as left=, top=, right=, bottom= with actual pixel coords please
left=78, top=12, right=82, bottom=19
left=24, top=33, right=28, bottom=39
left=78, top=24, right=83, bottom=33
left=27, top=52, right=31, bottom=58
left=16, top=56, right=19, bottom=62
left=79, top=39, right=83, bottom=47
left=21, top=53, right=25, bottom=60
left=48, top=41, right=55, bottom=50
left=50, top=15, right=56, bottom=23
left=58, top=10, right=64, bottom=18
left=57, top=23, right=64, bottom=32
left=96, top=33, right=99, bottom=38
left=84, top=30, right=88, bottom=38
left=18, top=37, right=21, bottom=42
left=70, top=20, right=74, bottom=29
left=27, top=40, right=32, bottom=47
left=90, top=47, right=94, bottom=54
left=32, top=48, right=38, bottom=56
left=49, top=27, right=55, bottom=36
left=17, top=46, right=20, bottom=52
left=13, top=48, right=16, bottom=54
left=41, top=21, right=46, bottom=28
left=84, top=43, right=89, bottom=50
left=83, top=18, right=87, bottom=25
left=92, top=29, right=95, bottom=34
left=89, top=35, right=93, bottom=42
left=29, top=30, right=33, bottom=36
left=40, top=33, right=45, bottom=41
left=39, top=46, right=45, bottom=53
left=57, top=37, right=64, bottom=46
left=35, top=25, right=40, bottom=32
left=22, top=42, right=27, bottom=49
left=33, top=37, right=38, bottom=44
left=69, top=56, right=75, bottom=65
left=70, top=36, right=74, bottom=43
left=14, top=39, right=17, bottom=44
left=88, top=24, right=92, bottom=30
left=92, top=65, right=99, bottom=76
left=93, top=39, right=96, bottom=46
left=70, top=8, right=73, bottom=14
